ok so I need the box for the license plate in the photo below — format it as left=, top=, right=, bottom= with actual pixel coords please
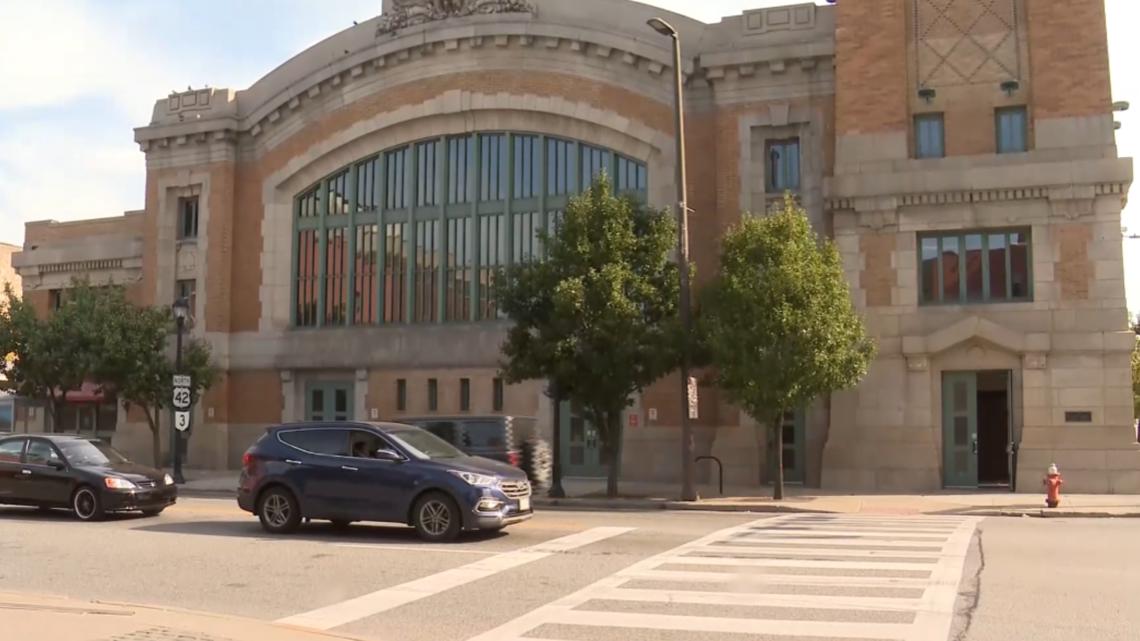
left=519, top=497, right=530, bottom=512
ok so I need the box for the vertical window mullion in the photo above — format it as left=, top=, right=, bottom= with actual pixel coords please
left=376, top=155, right=387, bottom=324
left=406, top=146, right=416, bottom=324
left=437, top=136, right=447, bottom=324
left=1004, top=232, right=1014, bottom=300
left=981, top=232, right=991, bottom=301
left=317, top=179, right=328, bottom=328
left=346, top=167, right=357, bottom=325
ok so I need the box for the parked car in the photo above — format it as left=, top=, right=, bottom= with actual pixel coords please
left=237, top=421, right=533, bottom=542
left=401, top=415, right=552, bottom=491
left=0, top=434, right=176, bottom=521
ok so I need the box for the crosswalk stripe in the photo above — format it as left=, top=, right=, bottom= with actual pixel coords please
left=593, top=586, right=924, bottom=611
left=665, top=555, right=938, bottom=570
left=541, top=610, right=911, bottom=639
left=723, top=536, right=946, bottom=548
left=693, top=544, right=945, bottom=559
left=623, top=568, right=933, bottom=587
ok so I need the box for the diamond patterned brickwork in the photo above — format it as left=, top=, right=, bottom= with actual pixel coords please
left=914, top=0, right=1020, bottom=87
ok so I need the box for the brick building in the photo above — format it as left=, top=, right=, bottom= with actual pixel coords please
left=13, top=0, right=1139, bottom=492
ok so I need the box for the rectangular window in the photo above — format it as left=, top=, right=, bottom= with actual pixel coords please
left=512, top=211, right=543, bottom=263
left=580, top=145, right=612, bottom=191
left=178, top=196, right=199, bottom=239
left=996, top=107, right=1028, bottom=154
left=295, top=229, right=320, bottom=326
left=386, top=147, right=409, bottom=209
left=445, top=217, right=472, bottom=321
left=354, top=224, right=378, bottom=324
left=459, top=378, right=471, bottom=412
left=396, top=379, right=407, bottom=412
left=480, top=134, right=508, bottom=201
left=448, top=136, right=473, bottom=204
left=49, top=289, right=62, bottom=311
left=324, top=227, right=348, bottom=325
left=417, top=141, right=438, bottom=206
left=547, top=138, right=573, bottom=196
left=492, top=378, right=504, bottom=412
left=298, top=187, right=320, bottom=219
left=478, top=214, right=506, bottom=320
left=327, top=171, right=350, bottom=216
left=919, top=230, right=1032, bottom=304
left=513, top=135, right=540, bottom=199
left=356, top=158, right=379, bottom=211
left=765, top=139, right=801, bottom=193
left=427, top=378, right=438, bottom=411
left=383, top=223, right=406, bottom=323
left=175, top=279, right=197, bottom=318
left=616, top=155, right=647, bottom=194
left=915, top=113, right=945, bottom=159
left=414, top=220, right=440, bottom=323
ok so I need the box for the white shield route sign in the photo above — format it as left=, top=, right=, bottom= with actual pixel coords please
left=174, top=411, right=191, bottom=432
left=172, top=374, right=192, bottom=410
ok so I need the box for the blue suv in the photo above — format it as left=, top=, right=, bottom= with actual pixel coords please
left=237, top=422, right=533, bottom=542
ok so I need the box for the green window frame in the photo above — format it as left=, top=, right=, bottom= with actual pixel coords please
left=918, top=229, right=1032, bottom=305
left=291, top=132, right=648, bottom=328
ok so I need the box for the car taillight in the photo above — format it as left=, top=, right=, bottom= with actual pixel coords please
left=508, top=451, right=521, bottom=467
left=242, top=452, right=254, bottom=470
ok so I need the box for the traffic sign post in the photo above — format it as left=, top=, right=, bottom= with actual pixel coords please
left=170, top=373, right=192, bottom=484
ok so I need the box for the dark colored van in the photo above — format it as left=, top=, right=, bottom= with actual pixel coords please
left=401, top=416, right=551, bottom=490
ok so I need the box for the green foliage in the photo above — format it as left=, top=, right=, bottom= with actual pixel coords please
left=1132, top=338, right=1140, bottom=420
left=497, top=175, right=683, bottom=496
left=700, top=195, right=875, bottom=498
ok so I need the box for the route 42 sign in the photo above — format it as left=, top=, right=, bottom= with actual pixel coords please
left=172, top=375, right=192, bottom=410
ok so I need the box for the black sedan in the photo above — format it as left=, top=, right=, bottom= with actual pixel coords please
left=0, top=434, right=177, bottom=520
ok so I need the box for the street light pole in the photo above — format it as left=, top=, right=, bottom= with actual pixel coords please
left=648, top=17, right=697, bottom=502
left=171, top=297, right=189, bottom=485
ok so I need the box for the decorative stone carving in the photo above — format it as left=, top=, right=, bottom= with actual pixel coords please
left=914, top=0, right=1020, bottom=88
left=377, top=0, right=536, bottom=36
left=1023, top=353, right=1048, bottom=370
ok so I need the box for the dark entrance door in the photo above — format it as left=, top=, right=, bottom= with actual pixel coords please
left=942, top=370, right=1012, bottom=488
left=976, top=371, right=1011, bottom=486
left=305, top=382, right=353, bottom=422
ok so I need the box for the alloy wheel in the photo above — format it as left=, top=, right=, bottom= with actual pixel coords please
left=419, top=500, right=451, bottom=537
left=73, top=489, right=97, bottom=520
left=263, top=494, right=291, bottom=528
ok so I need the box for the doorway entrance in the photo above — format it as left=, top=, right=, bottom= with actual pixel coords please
left=305, top=382, right=353, bottom=422
left=559, top=400, right=605, bottom=477
left=942, top=370, right=1012, bottom=488
left=766, top=410, right=805, bottom=485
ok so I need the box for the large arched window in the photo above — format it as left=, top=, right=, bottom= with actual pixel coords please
left=293, top=132, right=648, bottom=327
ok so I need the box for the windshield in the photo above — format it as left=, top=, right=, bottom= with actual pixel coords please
left=386, top=427, right=466, bottom=460
left=58, top=440, right=128, bottom=466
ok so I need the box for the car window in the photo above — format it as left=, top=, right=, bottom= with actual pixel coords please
left=386, top=427, right=466, bottom=460
left=461, top=421, right=506, bottom=449
left=0, top=438, right=24, bottom=463
left=25, top=440, right=62, bottom=466
left=57, top=440, right=127, bottom=466
left=421, top=421, right=458, bottom=445
left=348, top=430, right=390, bottom=459
left=279, top=429, right=349, bottom=456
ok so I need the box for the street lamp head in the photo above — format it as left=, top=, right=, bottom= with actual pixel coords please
left=172, top=297, right=190, bottom=321
left=647, top=17, right=677, bottom=38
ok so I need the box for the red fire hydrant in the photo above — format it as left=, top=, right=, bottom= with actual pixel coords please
left=1043, top=463, right=1063, bottom=508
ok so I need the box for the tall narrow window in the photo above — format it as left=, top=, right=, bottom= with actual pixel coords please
left=295, top=229, right=320, bottom=326
left=327, top=171, right=349, bottom=216
left=459, top=378, right=471, bottom=412
left=324, top=227, right=348, bottom=325
left=414, top=220, right=440, bottom=323
left=996, top=107, right=1028, bottom=154
left=765, top=139, right=801, bottom=193
left=445, top=218, right=472, bottom=321
left=513, top=135, right=541, bottom=199
left=396, top=379, right=407, bottom=412
left=492, top=378, right=504, bottom=412
left=49, top=289, right=62, bottom=311
left=383, top=223, right=406, bottom=323
left=356, top=157, right=379, bottom=211
left=915, top=114, right=945, bottom=159
left=178, top=196, right=199, bottom=239
left=478, top=214, right=505, bottom=320
left=175, top=279, right=197, bottom=319
left=580, top=145, right=612, bottom=191
left=417, top=141, right=438, bottom=206
left=386, top=148, right=408, bottom=209
left=480, top=135, right=508, bottom=201
left=354, top=224, right=378, bottom=324
left=427, top=378, right=438, bottom=411
left=448, top=137, right=472, bottom=204
left=547, top=138, right=573, bottom=196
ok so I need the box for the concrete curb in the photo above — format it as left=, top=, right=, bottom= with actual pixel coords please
left=962, top=508, right=1140, bottom=518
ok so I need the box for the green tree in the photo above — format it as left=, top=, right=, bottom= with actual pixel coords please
left=700, top=195, right=875, bottom=499
left=498, top=175, right=682, bottom=497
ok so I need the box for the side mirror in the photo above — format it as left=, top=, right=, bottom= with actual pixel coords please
left=374, top=448, right=403, bottom=462
left=47, top=460, right=66, bottom=471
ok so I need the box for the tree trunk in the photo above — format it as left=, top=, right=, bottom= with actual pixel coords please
left=605, top=412, right=622, bottom=498
left=772, top=412, right=785, bottom=501
left=145, top=408, right=162, bottom=469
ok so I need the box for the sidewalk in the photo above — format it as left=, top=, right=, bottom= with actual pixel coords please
left=0, top=591, right=366, bottom=641
left=179, top=469, right=1140, bottom=518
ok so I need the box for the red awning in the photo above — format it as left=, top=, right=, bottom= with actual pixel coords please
left=57, top=381, right=106, bottom=404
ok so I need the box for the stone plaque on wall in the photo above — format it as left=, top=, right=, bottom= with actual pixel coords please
left=914, top=0, right=1020, bottom=87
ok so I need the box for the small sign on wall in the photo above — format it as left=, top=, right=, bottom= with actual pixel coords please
left=648, top=408, right=658, bottom=422
left=628, top=414, right=639, bottom=428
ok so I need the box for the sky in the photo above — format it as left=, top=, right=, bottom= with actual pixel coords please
left=0, top=0, right=1136, bottom=308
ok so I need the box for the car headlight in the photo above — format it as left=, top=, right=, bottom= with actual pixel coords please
left=448, top=470, right=499, bottom=487
left=104, top=477, right=137, bottom=490
left=163, top=474, right=174, bottom=486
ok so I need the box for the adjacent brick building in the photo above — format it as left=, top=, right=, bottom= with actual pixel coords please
left=14, top=0, right=1139, bottom=492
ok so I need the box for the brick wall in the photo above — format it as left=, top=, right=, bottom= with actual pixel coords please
left=204, top=370, right=283, bottom=424
left=1027, top=0, right=1112, bottom=120
left=861, top=233, right=897, bottom=307
left=24, top=214, right=143, bottom=245
left=835, top=0, right=908, bottom=135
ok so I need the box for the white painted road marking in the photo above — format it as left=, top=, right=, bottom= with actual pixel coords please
left=465, top=514, right=980, bottom=641
left=276, top=526, right=634, bottom=630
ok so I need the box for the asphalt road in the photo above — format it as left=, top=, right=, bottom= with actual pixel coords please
left=0, top=498, right=1136, bottom=641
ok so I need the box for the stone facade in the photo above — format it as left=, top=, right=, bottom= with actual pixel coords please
left=13, top=0, right=1138, bottom=493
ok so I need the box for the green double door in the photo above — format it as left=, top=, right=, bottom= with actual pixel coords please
left=767, top=411, right=805, bottom=485
left=305, top=382, right=353, bottom=422
left=559, top=401, right=606, bottom=477
left=942, top=373, right=978, bottom=488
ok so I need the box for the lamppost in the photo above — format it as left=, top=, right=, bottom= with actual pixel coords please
left=647, top=17, right=697, bottom=502
left=171, top=296, right=189, bottom=485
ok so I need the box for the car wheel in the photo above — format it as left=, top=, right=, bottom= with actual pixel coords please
left=521, top=436, right=553, bottom=492
left=413, top=492, right=461, bottom=543
left=71, top=486, right=103, bottom=522
left=257, top=487, right=301, bottom=534
left=141, top=508, right=165, bottom=517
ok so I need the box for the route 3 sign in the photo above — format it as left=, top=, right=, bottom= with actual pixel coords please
left=174, top=411, right=191, bottom=432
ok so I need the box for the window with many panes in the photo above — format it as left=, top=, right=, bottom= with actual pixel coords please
left=292, top=133, right=647, bottom=327
left=492, top=378, right=504, bottom=412
left=919, top=229, right=1031, bottom=305
left=460, top=378, right=470, bottom=412
left=427, top=378, right=438, bottom=411
left=915, top=114, right=945, bottom=159
left=396, top=379, right=407, bottom=412
left=178, top=196, right=199, bottom=240
left=175, top=280, right=196, bottom=320
left=996, top=107, right=1028, bottom=154
left=766, top=139, right=800, bottom=193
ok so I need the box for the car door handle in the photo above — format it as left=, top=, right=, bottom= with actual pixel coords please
left=284, top=459, right=303, bottom=466
left=341, top=466, right=359, bottom=472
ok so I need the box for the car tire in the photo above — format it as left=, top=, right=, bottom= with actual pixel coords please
left=71, top=486, right=103, bottom=522
left=257, top=487, right=302, bottom=534
left=141, top=508, right=165, bottom=517
left=412, top=492, right=462, bottom=543
left=521, top=436, right=553, bottom=493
